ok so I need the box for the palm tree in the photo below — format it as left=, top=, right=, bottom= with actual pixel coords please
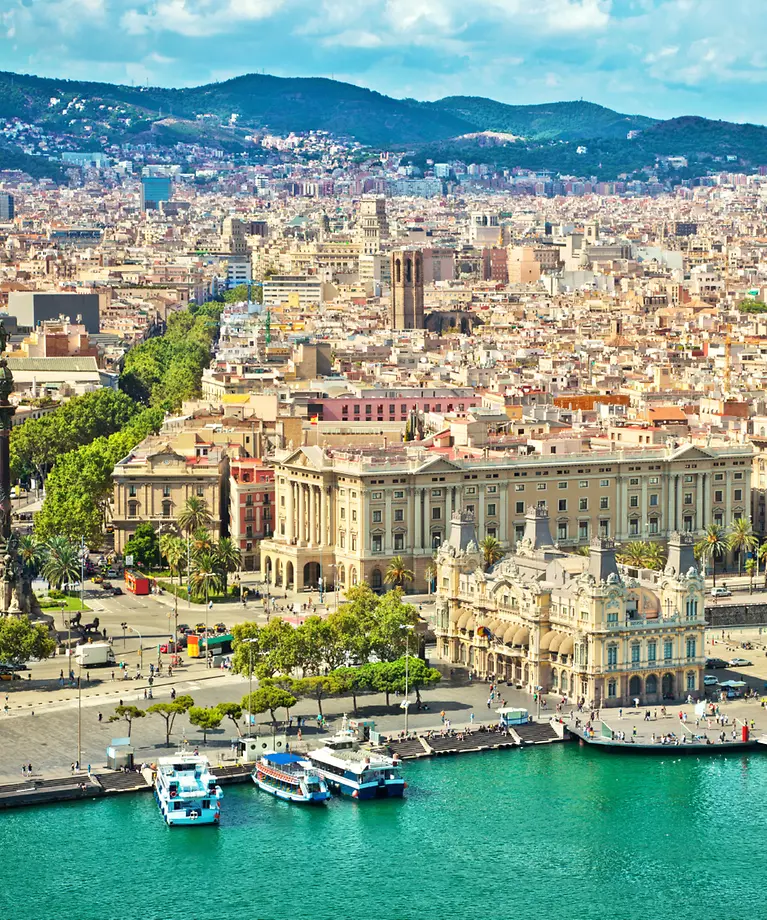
left=190, top=551, right=223, bottom=602
left=695, top=524, right=728, bottom=586
left=424, top=562, right=438, bottom=596
left=17, top=535, right=43, bottom=580
left=384, top=555, right=414, bottom=589
left=727, top=517, right=758, bottom=576
left=176, top=496, right=212, bottom=536
left=616, top=541, right=649, bottom=569
left=758, top=541, right=767, bottom=589
left=745, top=557, right=757, bottom=594
left=642, top=542, right=666, bottom=572
left=215, top=537, right=241, bottom=594
left=479, top=535, right=504, bottom=570
left=160, top=533, right=185, bottom=589
left=42, top=536, right=81, bottom=590
left=191, top=527, right=214, bottom=557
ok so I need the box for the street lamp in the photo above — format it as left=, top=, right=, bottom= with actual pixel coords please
left=77, top=657, right=82, bottom=770
left=124, top=624, right=143, bottom=673
left=400, top=624, right=415, bottom=733
left=243, top=637, right=259, bottom=736
left=198, top=573, right=214, bottom=666
left=121, top=621, right=127, bottom=646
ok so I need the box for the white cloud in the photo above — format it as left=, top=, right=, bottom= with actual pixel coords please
left=121, top=0, right=284, bottom=37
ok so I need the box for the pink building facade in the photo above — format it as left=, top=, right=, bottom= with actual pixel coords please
left=229, top=458, right=275, bottom=571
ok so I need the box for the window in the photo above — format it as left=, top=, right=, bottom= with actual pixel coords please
left=394, top=509, right=404, bottom=522
left=684, top=475, right=693, bottom=483
left=715, top=513, right=723, bottom=526
left=557, top=522, right=568, bottom=541
left=128, top=501, right=138, bottom=518
left=351, top=510, right=357, bottom=522
left=487, top=504, right=497, bottom=517
left=432, top=508, right=441, bottom=520
left=648, top=641, right=657, bottom=662
left=684, top=493, right=692, bottom=505
left=734, top=489, right=743, bottom=501
left=558, top=481, right=568, bottom=489
left=431, top=489, right=442, bottom=497
left=629, top=478, right=639, bottom=486
left=684, top=516, right=693, bottom=532
left=607, top=645, right=618, bottom=667
left=394, top=490, right=404, bottom=499
left=466, top=487, right=476, bottom=495
left=558, top=499, right=567, bottom=512
left=372, top=510, right=382, bottom=523
left=372, top=491, right=382, bottom=501
left=649, top=494, right=658, bottom=507
left=537, top=483, right=547, bottom=491
left=599, top=520, right=609, bottom=538
left=629, top=495, right=638, bottom=508
left=487, top=527, right=497, bottom=538
left=579, top=521, right=589, bottom=541
left=715, top=490, right=723, bottom=503
left=686, top=637, right=696, bottom=659
left=340, top=507, right=346, bottom=520
left=714, top=473, right=724, bottom=481
left=608, top=680, right=617, bottom=698
left=488, top=485, right=497, bottom=494
left=734, top=472, right=743, bottom=480
left=600, top=479, right=609, bottom=487
left=516, top=501, right=525, bottom=514
left=663, top=640, right=673, bottom=661
left=649, top=477, right=659, bottom=485
left=339, top=533, right=345, bottom=549
left=128, top=485, right=137, bottom=497
left=163, top=485, right=171, bottom=497
left=351, top=535, right=357, bottom=551
left=687, top=671, right=696, bottom=691
left=579, top=480, right=588, bottom=488
left=394, top=533, right=404, bottom=551
left=515, top=525, right=524, bottom=541
left=515, top=484, right=524, bottom=492
left=579, top=498, right=588, bottom=511
left=649, top=518, right=659, bottom=535
left=465, top=505, right=475, bottom=516
left=432, top=533, right=442, bottom=550
left=686, top=598, right=698, bottom=618
left=600, top=497, right=609, bottom=510
left=372, top=535, right=382, bottom=553
left=629, top=520, right=639, bottom=536
left=631, top=643, right=640, bottom=664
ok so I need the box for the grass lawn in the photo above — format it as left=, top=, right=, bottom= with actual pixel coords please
left=36, top=595, right=91, bottom=612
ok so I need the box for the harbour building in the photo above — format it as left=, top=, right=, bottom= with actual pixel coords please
left=433, top=508, right=706, bottom=708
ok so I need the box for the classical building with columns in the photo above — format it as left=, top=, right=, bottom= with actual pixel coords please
left=258, top=441, right=752, bottom=593
left=433, top=509, right=706, bottom=708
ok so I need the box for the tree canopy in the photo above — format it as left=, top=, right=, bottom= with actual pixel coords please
left=0, top=615, right=56, bottom=666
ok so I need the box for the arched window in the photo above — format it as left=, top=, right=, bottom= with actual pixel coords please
left=686, top=598, right=698, bottom=619
left=350, top=567, right=358, bottom=586
left=645, top=674, right=658, bottom=695
left=405, top=257, right=412, bottom=283
left=415, top=257, right=421, bottom=283
left=551, top=669, right=558, bottom=687
left=371, top=568, right=382, bottom=589
left=162, top=500, right=172, bottom=518
left=395, top=259, right=401, bottom=283
left=629, top=675, right=642, bottom=697
left=128, top=501, right=138, bottom=518
left=686, top=671, right=696, bottom=690
left=607, top=679, right=617, bottom=698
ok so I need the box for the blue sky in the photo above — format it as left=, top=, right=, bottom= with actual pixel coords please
left=1, top=0, right=765, bottom=122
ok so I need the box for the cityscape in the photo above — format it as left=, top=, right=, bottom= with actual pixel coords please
left=4, top=5, right=767, bottom=918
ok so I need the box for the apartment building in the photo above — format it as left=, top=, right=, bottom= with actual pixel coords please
left=229, top=458, right=275, bottom=572
left=258, top=441, right=753, bottom=593
left=434, top=509, right=705, bottom=707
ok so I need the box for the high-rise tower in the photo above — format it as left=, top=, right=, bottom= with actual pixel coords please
left=358, top=196, right=389, bottom=255
left=389, top=250, right=424, bottom=330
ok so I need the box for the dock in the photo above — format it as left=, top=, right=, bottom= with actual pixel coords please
left=567, top=718, right=764, bottom=754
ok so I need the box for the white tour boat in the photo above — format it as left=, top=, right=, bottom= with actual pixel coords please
left=252, top=752, right=330, bottom=804
left=154, top=752, right=223, bottom=826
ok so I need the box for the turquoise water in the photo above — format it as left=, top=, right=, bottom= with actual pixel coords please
left=3, top=745, right=766, bottom=920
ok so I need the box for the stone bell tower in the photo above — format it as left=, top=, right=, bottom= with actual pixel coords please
left=389, top=249, right=424, bottom=330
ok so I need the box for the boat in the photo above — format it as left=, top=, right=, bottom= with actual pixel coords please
left=252, top=752, right=331, bottom=804
left=153, top=752, right=223, bottom=826
left=307, top=721, right=406, bottom=800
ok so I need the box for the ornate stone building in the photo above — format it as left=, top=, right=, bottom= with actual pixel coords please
left=434, top=508, right=705, bottom=707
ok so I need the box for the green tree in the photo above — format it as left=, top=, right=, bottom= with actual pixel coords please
left=190, top=551, right=223, bottom=602
left=108, top=704, right=145, bottom=739
left=696, top=524, right=728, bottom=586
left=230, top=621, right=261, bottom=676
left=188, top=705, right=223, bottom=743
left=325, top=606, right=372, bottom=666
left=292, top=675, right=341, bottom=718
left=146, top=694, right=194, bottom=746
left=727, top=517, right=758, bottom=576
left=479, top=535, right=504, bottom=570
left=329, top=665, right=371, bottom=714
left=41, top=536, right=81, bottom=590
left=177, top=496, right=212, bottom=536
left=159, top=533, right=185, bottom=589
left=387, top=656, right=441, bottom=705
left=759, top=541, right=767, bottom=588
left=17, top=535, right=43, bottom=580
left=123, top=523, right=160, bottom=570
left=746, top=557, right=757, bottom=594
left=616, top=541, right=650, bottom=569
left=642, top=542, right=666, bottom=571
left=369, top=589, right=419, bottom=662
left=251, top=618, right=297, bottom=678
left=216, top=702, right=243, bottom=737
left=215, top=537, right=241, bottom=593
left=242, top=682, right=298, bottom=723
left=366, top=660, right=400, bottom=706
left=0, top=615, right=56, bottom=665
left=384, top=555, right=414, bottom=588
left=294, top=615, right=337, bottom=675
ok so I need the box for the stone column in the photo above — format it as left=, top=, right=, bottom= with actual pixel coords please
left=665, top=474, right=674, bottom=538
left=695, top=472, right=704, bottom=532
left=309, top=485, right=317, bottom=546
left=298, top=482, right=306, bottom=544
left=725, top=473, right=733, bottom=526
left=384, top=489, right=393, bottom=554
left=675, top=474, right=682, bottom=531
left=414, top=487, right=422, bottom=553
left=477, top=486, right=485, bottom=537
left=286, top=479, right=295, bottom=542
left=320, top=486, right=327, bottom=547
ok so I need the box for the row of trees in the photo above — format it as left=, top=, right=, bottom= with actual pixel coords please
left=230, top=584, right=421, bottom=679
left=695, top=518, right=764, bottom=585
left=110, top=652, right=442, bottom=746
left=615, top=541, right=667, bottom=571
left=119, top=311, right=219, bottom=411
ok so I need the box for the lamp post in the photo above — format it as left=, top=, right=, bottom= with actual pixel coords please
left=121, top=621, right=127, bottom=647
left=77, top=658, right=82, bottom=769
left=400, top=624, right=415, bottom=733
left=125, top=624, right=143, bottom=673
left=243, top=637, right=259, bottom=736
left=198, top=573, right=214, bottom=666
left=79, top=535, right=86, bottom=613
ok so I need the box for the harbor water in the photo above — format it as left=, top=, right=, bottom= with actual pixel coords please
left=3, top=744, right=766, bottom=920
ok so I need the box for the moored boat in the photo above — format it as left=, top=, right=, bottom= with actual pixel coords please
left=307, top=725, right=405, bottom=800
left=252, top=752, right=330, bottom=804
left=153, top=753, right=223, bottom=826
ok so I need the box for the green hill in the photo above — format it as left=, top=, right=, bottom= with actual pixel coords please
left=426, top=97, right=658, bottom=140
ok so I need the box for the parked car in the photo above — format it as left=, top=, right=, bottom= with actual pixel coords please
left=0, top=672, right=21, bottom=681
left=711, top=587, right=732, bottom=598
left=215, top=622, right=228, bottom=634
left=703, top=675, right=719, bottom=686
left=111, top=586, right=123, bottom=596
left=729, top=658, right=752, bottom=667
left=705, top=658, right=729, bottom=669
left=101, top=581, right=113, bottom=592
left=177, top=624, right=190, bottom=634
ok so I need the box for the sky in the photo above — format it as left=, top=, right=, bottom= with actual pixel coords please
left=1, top=0, right=766, bottom=123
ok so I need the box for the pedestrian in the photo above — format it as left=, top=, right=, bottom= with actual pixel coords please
left=98, top=712, right=102, bottom=722
left=86, top=671, right=90, bottom=683
left=143, top=689, right=147, bottom=699
left=470, top=711, right=475, bottom=724
left=21, top=764, right=25, bottom=776
left=27, top=763, right=32, bottom=775
left=618, top=708, right=623, bottom=719
left=70, top=763, right=75, bottom=775
left=111, top=671, right=115, bottom=681
left=297, top=728, right=302, bottom=742
left=440, top=710, right=446, bottom=723
left=486, top=698, right=492, bottom=709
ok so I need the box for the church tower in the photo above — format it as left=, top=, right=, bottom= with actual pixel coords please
left=389, top=250, right=424, bottom=330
